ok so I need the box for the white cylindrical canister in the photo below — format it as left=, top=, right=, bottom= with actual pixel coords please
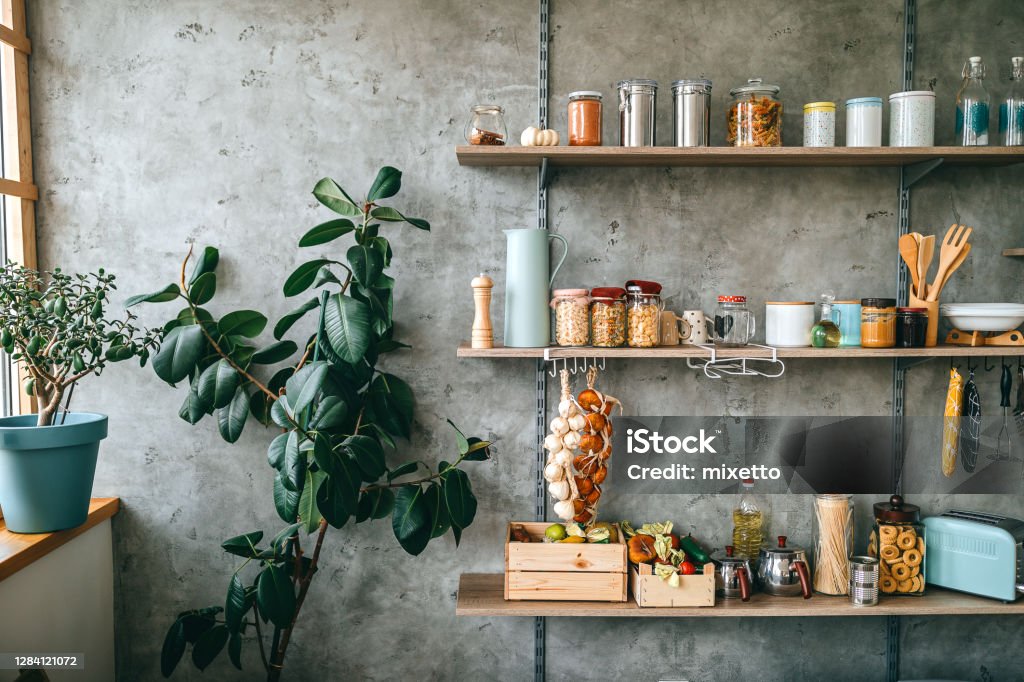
left=845, top=97, right=883, bottom=146
left=889, top=91, right=936, bottom=146
left=803, top=102, right=836, bottom=147
left=765, top=302, right=816, bottom=347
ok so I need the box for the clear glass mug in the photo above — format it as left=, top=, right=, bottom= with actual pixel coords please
left=714, top=296, right=756, bottom=347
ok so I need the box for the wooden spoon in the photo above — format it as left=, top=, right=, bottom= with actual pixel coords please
left=931, top=242, right=972, bottom=299
left=917, top=234, right=935, bottom=299
left=928, top=224, right=972, bottom=301
left=899, top=233, right=922, bottom=297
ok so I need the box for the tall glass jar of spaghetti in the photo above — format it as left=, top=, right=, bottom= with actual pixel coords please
left=568, top=91, right=603, bottom=146
left=728, top=78, right=782, bottom=147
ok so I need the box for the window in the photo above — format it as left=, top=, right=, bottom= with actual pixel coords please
left=0, top=0, right=36, bottom=417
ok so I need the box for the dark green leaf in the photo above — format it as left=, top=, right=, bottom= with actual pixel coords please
left=251, top=340, right=297, bottom=364
left=444, top=468, right=477, bottom=529
left=189, top=272, right=217, bottom=305
left=125, top=283, right=180, bottom=308
left=298, top=469, right=326, bottom=534
left=282, top=433, right=306, bottom=492
left=452, top=524, right=462, bottom=547
left=356, top=487, right=395, bottom=521
left=298, top=218, right=355, bottom=247
left=225, top=575, right=247, bottom=633
left=153, top=325, right=204, bottom=384
left=387, top=461, right=418, bottom=481
left=377, top=339, right=411, bottom=353
left=198, top=359, right=239, bottom=410
left=228, top=631, right=242, bottom=671
left=463, top=438, right=491, bottom=462
left=270, top=395, right=292, bottom=429
left=367, top=166, right=402, bottom=201
left=257, top=565, right=295, bottom=630
left=312, top=177, right=362, bottom=218
left=217, top=387, right=250, bottom=443
left=283, top=259, right=330, bottom=297
left=345, top=435, right=385, bottom=481
left=189, top=246, right=220, bottom=285
left=369, top=373, right=414, bottom=439
left=391, top=485, right=431, bottom=555
left=369, top=206, right=429, bottom=230
left=272, top=522, right=302, bottom=554
left=316, top=476, right=349, bottom=529
left=219, top=310, right=267, bottom=338
left=447, top=419, right=469, bottom=455
left=330, top=451, right=361, bottom=516
left=221, top=530, right=264, bottom=558
left=322, top=294, right=371, bottom=364
left=347, top=244, right=384, bottom=288
left=285, top=361, right=328, bottom=415
left=309, top=395, right=347, bottom=430
left=192, top=624, right=228, bottom=671
left=160, top=619, right=186, bottom=678
left=178, top=607, right=221, bottom=643
left=313, top=265, right=341, bottom=288
left=178, top=381, right=208, bottom=424
left=274, top=297, right=319, bottom=339
left=311, top=433, right=335, bottom=475
left=267, top=432, right=289, bottom=470
left=425, top=482, right=451, bottom=538
left=273, top=473, right=300, bottom=522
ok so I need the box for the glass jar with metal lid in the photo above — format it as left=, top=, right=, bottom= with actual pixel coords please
left=617, top=79, right=658, bottom=146
left=671, top=79, right=712, bottom=147
left=625, top=280, right=663, bottom=347
left=550, top=289, right=590, bottom=347
left=568, top=91, right=603, bottom=146
left=869, top=495, right=925, bottom=597
left=590, top=286, right=626, bottom=347
left=465, top=104, right=507, bottom=146
left=861, top=298, right=897, bottom=348
left=728, top=78, right=782, bottom=147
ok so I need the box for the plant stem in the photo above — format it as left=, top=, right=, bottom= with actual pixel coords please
left=252, top=603, right=270, bottom=672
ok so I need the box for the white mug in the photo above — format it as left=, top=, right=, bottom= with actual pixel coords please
left=765, top=301, right=815, bottom=347
left=681, top=310, right=713, bottom=345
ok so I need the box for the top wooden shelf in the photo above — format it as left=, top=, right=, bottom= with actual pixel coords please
left=456, top=145, right=1024, bottom=168
left=458, top=342, right=1024, bottom=359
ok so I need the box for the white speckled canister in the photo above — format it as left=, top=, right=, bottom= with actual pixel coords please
left=803, top=102, right=836, bottom=147
left=889, top=90, right=935, bottom=146
left=845, top=97, right=883, bottom=146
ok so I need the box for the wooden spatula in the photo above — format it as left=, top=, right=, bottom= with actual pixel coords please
left=928, top=224, right=972, bottom=301
left=899, top=233, right=922, bottom=297
left=931, top=242, right=972, bottom=299
left=917, top=234, right=935, bottom=299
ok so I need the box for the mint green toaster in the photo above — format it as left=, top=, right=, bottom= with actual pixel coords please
left=923, top=510, right=1024, bottom=602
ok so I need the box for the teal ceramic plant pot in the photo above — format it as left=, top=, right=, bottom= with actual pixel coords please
left=0, top=412, right=107, bottom=533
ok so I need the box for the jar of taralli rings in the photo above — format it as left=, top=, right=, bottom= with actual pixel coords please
left=869, top=495, right=925, bottom=597
left=551, top=289, right=590, bottom=347
left=589, top=287, right=626, bottom=347
left=626, top=280, right=663, bottom=347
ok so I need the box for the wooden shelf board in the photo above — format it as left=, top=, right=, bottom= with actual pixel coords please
left=457, top=342, right=1024, bottom=359
left=0, top=497, right=119, bottom=582
left=457, top=573, right=1024, bottom=617
left=1003, top=248, right=1024, bottom=257
left=456, top=145, right=1024, bottom=168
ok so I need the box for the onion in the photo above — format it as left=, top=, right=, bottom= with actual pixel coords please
left=547, top=480, right=570, bottom=500
left=549, top=416, right=569, bottom=435
left=553, top=500, right=575, bottom=520
left=543, top=434, right=561, bottom=451
left=543, top=462, right=564, bottom=482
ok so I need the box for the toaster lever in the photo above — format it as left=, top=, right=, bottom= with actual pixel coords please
left=1017, top=584, right=1024, bottom=596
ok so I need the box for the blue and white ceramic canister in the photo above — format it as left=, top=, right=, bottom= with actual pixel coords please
left=889, top=91, right=935, bottom=146
left=845, top=97, right=883, bottom=146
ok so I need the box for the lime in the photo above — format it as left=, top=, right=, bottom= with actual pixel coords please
left=544, top=524, right=567, bottom=542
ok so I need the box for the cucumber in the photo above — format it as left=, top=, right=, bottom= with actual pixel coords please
left=679, top=534, right=711, bottom=565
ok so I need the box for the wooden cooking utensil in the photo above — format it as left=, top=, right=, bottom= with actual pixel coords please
left=917, top=234, right=935, bottom=300
left=931, top=242, right=972, bottom=299
left=928, top=224, right=972, bottom=301
left=899, top=233, right=922, bottom=297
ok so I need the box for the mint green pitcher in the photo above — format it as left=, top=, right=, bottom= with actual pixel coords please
left=503, top=228, right=568, bottom=347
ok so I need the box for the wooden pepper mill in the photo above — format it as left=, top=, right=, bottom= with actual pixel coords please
left=471, top=273, right=494, bottom=349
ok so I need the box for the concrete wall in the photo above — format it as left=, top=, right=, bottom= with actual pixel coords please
left=26, top=1, right=1024, bottom=680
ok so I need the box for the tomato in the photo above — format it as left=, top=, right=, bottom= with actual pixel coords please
left=666, top=533, right=680, bottom=550
left=678, top=560, right=697, bottom=575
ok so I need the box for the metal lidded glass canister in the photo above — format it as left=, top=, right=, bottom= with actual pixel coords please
left=617, top=79, right=658, bottom=147
left=568, top=91, right=603, bottom=146
left=860, top=298, right=897, bottom=348
left=625, top=280, right=663, bottom=347
left=465, top=104, right=507, bottom=145
left=590, top=286, right=626, bottom=347
left=728, top=78, right=782, bottom=147
left=870, top=495, right=925, bottom=597
left=671, top=79, right=712, bottom=147
left=550, top=288, right=590, bottom=347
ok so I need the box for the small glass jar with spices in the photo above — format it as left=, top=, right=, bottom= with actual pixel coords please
left=465, top=104, right=507, bottom=146
left=860, top=298, right=897, bottom=348
left=590, top=287, right=626, bottom=347
left=568, top=91, right=603, bottom=146
left=728, top=78, right=783, bottom=147
left=869, top=495, right=925, bottom=597
left=626, top=280, right=663, bottom=347
left=550, top=289, right=590, bottom=347
left=896, top=307, right=928, bottom=348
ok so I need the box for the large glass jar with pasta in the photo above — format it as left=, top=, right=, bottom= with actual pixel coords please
left=728, top=78, right=782, bottom=147
left=811, top=494, right=854, bottom=595
left=590, top=287, right=626, bottom=347
left=869, top=495, right=925, bottom=597
left=550, top=289, right=590, bottom=347
left=626, top=280, right=663, bottom=347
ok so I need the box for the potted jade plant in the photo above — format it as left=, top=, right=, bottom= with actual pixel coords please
left=0, top=265, right=158, bottom=533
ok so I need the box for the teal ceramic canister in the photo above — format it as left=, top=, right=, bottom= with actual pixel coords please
left=503, top=228, right=568, bottom=347
left=833, top=300, right=862, bottom=347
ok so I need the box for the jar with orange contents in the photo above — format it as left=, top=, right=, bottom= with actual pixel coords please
left=568, top=91, right=603, bottom=146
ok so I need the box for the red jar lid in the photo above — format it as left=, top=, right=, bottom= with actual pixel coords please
left=897, top=307, right=928, bottom=314
left=590, top=286, right=626, bottom=299
left=718, top=295, right=746, bottom=303
left=625, top=280, right=662, bottom=294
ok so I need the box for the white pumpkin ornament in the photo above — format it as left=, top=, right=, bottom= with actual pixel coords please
left=520, top=126, right=560, bottom=146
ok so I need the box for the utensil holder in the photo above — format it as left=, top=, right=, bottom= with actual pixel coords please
left=908, top=292, right=938, bottom=347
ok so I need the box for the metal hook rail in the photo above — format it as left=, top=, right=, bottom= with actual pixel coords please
left=542, top=348, right=606, bottom=377
left=684, top=343, right=787, bottom=379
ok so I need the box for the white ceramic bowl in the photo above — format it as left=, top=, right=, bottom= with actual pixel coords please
left=940, top=303, right=1024, bottom=332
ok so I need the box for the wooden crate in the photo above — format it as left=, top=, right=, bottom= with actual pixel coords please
left=630, top=561, right=716, bottom=607
left=504, top=522, right=628, bottom=602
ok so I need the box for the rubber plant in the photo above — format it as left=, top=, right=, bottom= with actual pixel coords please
left=0, top=264, right=158, bottom=425
left=134, top=167, right=489, bottom=680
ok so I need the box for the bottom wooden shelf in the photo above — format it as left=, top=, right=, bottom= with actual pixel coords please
left=456, top=573, right=1024, bottom=617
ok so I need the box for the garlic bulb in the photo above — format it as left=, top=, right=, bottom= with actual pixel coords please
left=547, top=480, right=570, bottom=501
left=561, top=430, right=581, bottom=449
left=543, top=434, right=561, bottom=452
left=558, top=399, right=574, bottom=418
left=549, top=416, right=569, bottom=435
left=543, top=462, right=564, bottom=482
left=553, top=448, right=573, bottom=467
left=568, top=414, right=587, bottom=431
left=553, top=500, right=575, bottom=520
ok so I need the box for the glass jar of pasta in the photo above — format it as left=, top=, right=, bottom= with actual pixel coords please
left=869, top=495, right=925, bottom=597
left=626, top=280, right=663, bottom=347
left=590, top=287, right=626, bottom=347
left=728, top=78, right=782, bottom=147
left=551, top=289, right=590, bottom=347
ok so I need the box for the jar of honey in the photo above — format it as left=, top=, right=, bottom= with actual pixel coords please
left=860, top=298, right=897, bottom=348
left=568, top=91, right=602, bottom=146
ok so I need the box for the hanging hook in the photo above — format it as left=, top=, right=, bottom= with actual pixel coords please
left=572, top=356, right=579, bottom=375
left=985, top=355, right=996, bottom=372
left=967, top=356, right=977, bottom=373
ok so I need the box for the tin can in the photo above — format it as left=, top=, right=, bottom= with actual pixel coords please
left=845, top=97, right=883, bottom=146
left=889, top=91, right=935, bottom=146
left=617, top=79, right=657, bottom=146
left=849, top=556, right=879, bottom=606
left=671, top=79, right=711, bottom=147
left=803, top=102, right=836, bottom=147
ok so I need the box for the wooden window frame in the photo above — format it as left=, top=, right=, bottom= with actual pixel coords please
left=0, top=0, right=36, bottom=415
